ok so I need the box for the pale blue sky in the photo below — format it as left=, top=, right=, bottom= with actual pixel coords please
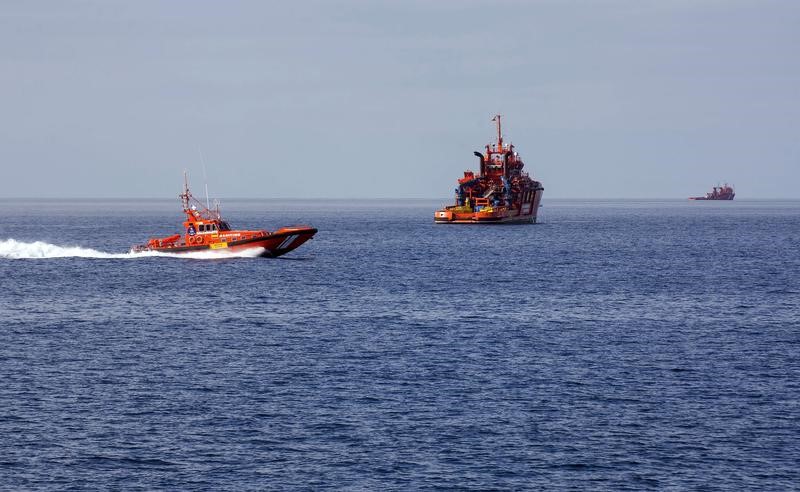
left=1, top=0, right=798, bottom=198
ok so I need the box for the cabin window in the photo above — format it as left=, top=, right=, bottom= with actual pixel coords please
left=219, top=221, right=231, bottom=231
left=199, top=224, right=206, bottom=232
left=211, top=224, right=217, bottom=231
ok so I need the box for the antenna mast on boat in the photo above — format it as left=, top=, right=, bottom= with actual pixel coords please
left=199, top=148, right=211, bottom=211
left=493, top=114, right=503, bottom=148
left=181, top=170, right=191, bottom=211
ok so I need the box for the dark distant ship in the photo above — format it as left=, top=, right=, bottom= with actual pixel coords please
left=434, top=115, right=544, bottom=224
left=689, top=184, right=735, bottom=201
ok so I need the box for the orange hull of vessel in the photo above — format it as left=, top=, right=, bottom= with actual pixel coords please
left=435, top=191, right=543, bottom=224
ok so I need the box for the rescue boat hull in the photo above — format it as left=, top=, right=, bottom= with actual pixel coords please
left=134, top=227, right=317, bottom=257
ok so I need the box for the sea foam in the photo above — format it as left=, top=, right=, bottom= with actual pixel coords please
left=0, top=239, right=264, bottom=260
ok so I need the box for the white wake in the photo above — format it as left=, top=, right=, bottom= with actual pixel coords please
left=0, top=239, right=265, bottom=260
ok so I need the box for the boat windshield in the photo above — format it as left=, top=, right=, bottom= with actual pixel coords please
left=219, top=221, right=231, bottom=231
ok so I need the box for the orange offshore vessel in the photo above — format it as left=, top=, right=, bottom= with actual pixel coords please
left=435, top=115, right=544, bottom=224
left=132, top=174, right=316, bottom=257
left=689, top=184, right=735, bottom=201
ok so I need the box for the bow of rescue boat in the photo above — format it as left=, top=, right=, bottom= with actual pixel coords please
left=228, top=225, right=317, bottom=257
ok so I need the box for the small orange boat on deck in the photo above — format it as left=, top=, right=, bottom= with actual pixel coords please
left=132, top=174, right=316, bottom=257
left=434, top=115, right=544, bottom=224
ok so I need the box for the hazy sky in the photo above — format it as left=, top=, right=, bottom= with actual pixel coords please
left=1, top=1, right=798, bottom=198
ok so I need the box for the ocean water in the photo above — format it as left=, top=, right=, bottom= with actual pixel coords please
left=1, top=198, right=798, bottom=490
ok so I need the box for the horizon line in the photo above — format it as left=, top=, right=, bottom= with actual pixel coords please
left=1, top=196, right=798, bottom=201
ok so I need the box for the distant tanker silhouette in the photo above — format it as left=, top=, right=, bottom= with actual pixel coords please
left=689, top=183, right=735, bottom=201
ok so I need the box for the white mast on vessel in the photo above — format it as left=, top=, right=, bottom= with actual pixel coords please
left=199, top=148, right=211, bottom=211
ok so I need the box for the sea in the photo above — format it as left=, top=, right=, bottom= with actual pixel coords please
left=1, top=198, right=798, bottom=490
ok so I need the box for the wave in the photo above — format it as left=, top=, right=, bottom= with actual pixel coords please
left=0, top=239, right=265, bottom=260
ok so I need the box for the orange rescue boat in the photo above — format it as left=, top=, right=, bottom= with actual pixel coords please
left=132, top=174, right=316, bottom=257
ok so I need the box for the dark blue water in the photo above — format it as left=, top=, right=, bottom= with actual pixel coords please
left=1, top=199, right=799, bottom=490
